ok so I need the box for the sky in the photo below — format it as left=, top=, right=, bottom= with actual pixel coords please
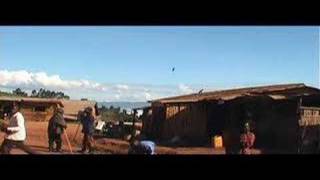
left=0, top=26, right=319, bottom=102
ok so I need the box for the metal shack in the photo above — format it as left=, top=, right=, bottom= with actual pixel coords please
left=143, top=83, right=320, bottom=153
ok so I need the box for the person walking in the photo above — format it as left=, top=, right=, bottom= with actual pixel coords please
left=79, top=107, right=95, bottom=153
left=48, top=107, right=67, bottom=152
left=0, top=102, right=36, bottom=154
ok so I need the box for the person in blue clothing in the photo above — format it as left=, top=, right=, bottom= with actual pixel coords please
left=139, top=140, right=155, bottom=154
left=79, top=107, right=95, bottom=153
left=128, top=135, right=156, bottom=154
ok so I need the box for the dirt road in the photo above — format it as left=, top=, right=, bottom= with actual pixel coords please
left=0, top=121, right=229, bottom=155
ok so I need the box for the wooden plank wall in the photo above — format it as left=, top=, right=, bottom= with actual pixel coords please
left=21, top=103, right=57, bottom=122
left=149, top=105, right=165, bottom=139
left=162, top=103, right=207, bottom=140
left=141, top=108, right=152, bottom=135
left=0, top=101, right=58, bottom=122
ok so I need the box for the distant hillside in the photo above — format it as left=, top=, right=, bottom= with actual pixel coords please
left=98, top=101, right=150, bottom=112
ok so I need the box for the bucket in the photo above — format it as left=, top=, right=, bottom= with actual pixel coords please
left=212, top=135, right=223, bottom=148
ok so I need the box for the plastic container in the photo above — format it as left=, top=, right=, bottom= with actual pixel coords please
left=212, top=135, right=223, bottom=148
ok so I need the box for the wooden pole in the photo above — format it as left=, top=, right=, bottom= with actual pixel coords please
left=72, top=122, right=81, bottom=142
left=64, top=130, right=73, bottom=154
left=72, top=110, right=83, bottom=142
left=131, top=109, right=137, bottom=142
left=298, top=97, right=305, bottom=153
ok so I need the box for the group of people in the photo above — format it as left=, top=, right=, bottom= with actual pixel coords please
left=0, top=101, right=255, bottom=155
left=0, top=102, right=96, bottom=154
left=47, top=106, right=96, bottom=153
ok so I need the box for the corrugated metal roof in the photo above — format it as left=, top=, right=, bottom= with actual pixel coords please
left=268, top=94, right=288, bottom=100
left=150, top=83, right=320, bottom=104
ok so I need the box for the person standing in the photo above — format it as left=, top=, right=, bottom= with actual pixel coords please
left=79, top=107, right=95, bottom=153
left=48, top=107, right=67, bottom=152
left=0, top=102, right=36, bottom=154
left=240, top=122, right=255, bottom=155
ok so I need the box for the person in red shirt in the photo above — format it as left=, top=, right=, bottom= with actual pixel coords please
left=240, top=122, right=255, bottom=154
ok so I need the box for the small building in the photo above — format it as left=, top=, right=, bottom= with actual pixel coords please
left=61, top=99, right=99, bottom=121
left=143, top=83, right=320, bottom=153
left=0, top=97, right=63, bottom=122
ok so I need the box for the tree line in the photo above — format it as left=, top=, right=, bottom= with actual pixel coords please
left=99, top=105, right=135, bottom=122
left=0, top=88, right=70, bottom=99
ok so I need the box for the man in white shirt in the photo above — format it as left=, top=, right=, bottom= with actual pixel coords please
left=0, top=102, right=36, bottom=154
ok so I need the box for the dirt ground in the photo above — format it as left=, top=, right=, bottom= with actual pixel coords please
left=0, top=121, right=129, bottom=154
left=0, top=121, right=257, bottom=155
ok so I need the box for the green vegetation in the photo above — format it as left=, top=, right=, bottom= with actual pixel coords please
left=30, top=88, right=70, bottom=99
left=99, top=105, right=134, bottom=122
left=0, top=88, right=70, bottom=99
left=0, top=90, right=20, bottom=97
left=12, top=88, right=28, bottom=97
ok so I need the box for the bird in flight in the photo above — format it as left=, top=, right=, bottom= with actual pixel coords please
left=172, top=67, right=175, bottom=72
left=198, top=89, right=204, bottom=94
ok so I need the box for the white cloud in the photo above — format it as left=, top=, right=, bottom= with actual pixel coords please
left=144, top=88, right=150, bottom=92
left=33, top=72, right=69, bottom=89
left=115, top=84, right=129, bottom=90
left=0, top=69, right=105, bottom=91
left=114, top=94, right=121, bottom=100
left=0, top=70, right=33, bottom=86
left=144, top=92, right=152, bottom=100
left=178, top=84, right=194, bottom=94
left=0, top=69, right=205, bottom=102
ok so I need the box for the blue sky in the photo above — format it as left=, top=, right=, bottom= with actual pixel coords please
left=0, top=26, right=319, bottom=101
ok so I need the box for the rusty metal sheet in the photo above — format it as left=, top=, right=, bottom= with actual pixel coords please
left=299, top=108, right=320, bottom=126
